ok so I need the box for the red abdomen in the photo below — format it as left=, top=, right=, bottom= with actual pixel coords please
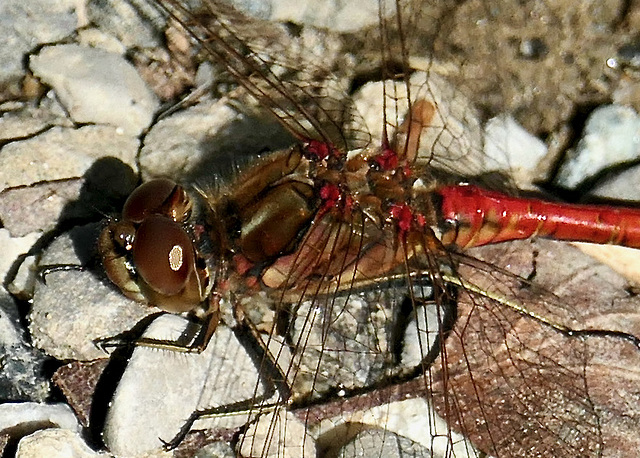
left=437, top=184, right=640, bottom=249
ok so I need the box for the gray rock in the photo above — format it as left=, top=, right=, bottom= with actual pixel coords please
left=0, top=229, right=40, bottom=284
left=0, top=102, right=72, bottom=143
left=7, top=255, right=39, bottom=302
left=313, top=397, right=479, bottom=457
left=483, top=115, right=548, bottom=188
left=0, top=125, right=139, bottom=192
left=0, top=0, right=77, bottom=98
left=401, top=302, right=444, bottom=370
left=554, top=105, right=640, bottom=189
left=255, top=0, right=392, bottom=32
left=86, top=0, right=165, bottom=50
left=0, top=123, right=138, bottom=242
left=192, top=441, right=235, bottom=457
left=590, top=163, right=640, bottom=201
left=238, top=408, right=317, bottom=457
left=0, top=291, right=49, bottom=402
left=0, top=181, right=83, bottom=238
left=139, top=98, right=294, bottom=183
left=16, top=428, right=109, bottom=458
left=0, top=402, right=80, bottom=442
left=336, top=428, right=432, bottom=458
left=103, top=314, right=275, bottom=455
left=30, top=44, right=159, bottom=136
left=289, top=291, right=397, bottom=399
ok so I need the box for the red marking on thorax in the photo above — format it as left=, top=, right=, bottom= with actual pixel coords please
left=389, top=203, right=413, bottom=233
left=374, top=147, right=399, bottom=170
left=319, top=183, right=342, bottom=213
left=319, top=183, right=354, bottom=214
left=233, top=254, right=254, bottom=276
left=305, top=139, right=341, bottom=160
left=389, top=203, right=426, bottom=237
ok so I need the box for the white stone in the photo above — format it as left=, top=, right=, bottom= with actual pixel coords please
left=267, top=0, right=393, bottom=32
left=0, top=0, right=77, bottom=90
left=401, top=303, right=445, bottom=369
left=103, top=314, right=276, bottom=455
left=239, top=408, right=317, bottom=458
left=139, top=98, right=293, bottom=182
left=554, top=105, right=640, bottom=189
left=313, top=398, right=480, bottom=458
left=7, top=254, right=39, bottom=301
left=591, top=163, right=640, bottom=201
left=30, top=44, right=159, bottom=136
left=483, top=115, right=548, bottom=188
left=0, top=103, right=71, bottom=143
left=0, top=229, right=41, bottom=285
left=0, top=402, right=80, bottom=433
left=336, top=428, right=431, bottom=457
left=16, top=428, right=109, bottom=458
left=0, top=125, right=139, bottom=192
left=0, top=291, right=49, bottom=401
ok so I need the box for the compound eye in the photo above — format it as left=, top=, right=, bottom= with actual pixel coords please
left=132, top=215, right=195, bottom=296
left=122, top=178, right=180, bottom=223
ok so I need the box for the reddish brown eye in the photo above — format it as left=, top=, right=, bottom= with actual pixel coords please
left=132, top=215, right=195, bottom=296
left=122, top=178, right=179, bottom=223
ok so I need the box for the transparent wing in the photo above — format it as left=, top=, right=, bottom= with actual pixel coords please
left=153, top=0, right=372, bottom=152
left=432, top=240, right=640, bottom=456
left=242, top=208, right=640, bottom=456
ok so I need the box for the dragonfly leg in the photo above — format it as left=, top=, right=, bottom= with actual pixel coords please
left=233, top=300, right=293, bottom=402
left=161, top=396, right=282, bottom=450
left=161, top=302, right=293, bottom=450
left=94, top=309, right=220, bottom=354
left=38, top=263, right=86, bottom=284
left=132, top=311, right=220, bottom=353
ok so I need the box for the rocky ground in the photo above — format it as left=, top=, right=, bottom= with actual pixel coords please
left=1, top=0, right=640, bottom=457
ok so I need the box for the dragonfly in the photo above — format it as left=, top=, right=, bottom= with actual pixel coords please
left=47, top=0, right=640, bottom=457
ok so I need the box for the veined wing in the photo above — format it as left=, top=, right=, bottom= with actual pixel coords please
left=153, top=0, right=372, bottom=153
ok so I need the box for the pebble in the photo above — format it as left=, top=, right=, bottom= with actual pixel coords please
left=0, top=291, right=49, bottom=402
left=336, top=428, right=432, bottom=457
left=0, top=0, right=77, bottom=98
left=261, top=0, right=391, bottom=32
left=554, top=105, right=640, bottom=189
left=238, top=409, right=317, bottom=457
left=30, top=44, right=160, bottom=136
left=0, top=102, right=72, bottom=143
left=139, top=98, right=294, bottom=183
left=590, top=163, right=640, bottom=201
left=401, top=302, right=447, bottom=369
left=0, top=122, right=139, bottom=237
left=0, top=125, right=139, bottom=192
left=0, top=229, right=40, bottom=283
left=103, top=314, right=274, bottom=455
left=85, top=0, right=165, bottom=50
left=313, top=397, right=479, bottom=457
left=0, top=402, right=80, bottom=445
left=16, top=428, right=109, bottom=458
left=483, top=114, right=549, bottom=188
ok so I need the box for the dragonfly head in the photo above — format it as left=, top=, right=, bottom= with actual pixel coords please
left=98, top=179, right=210, bottom=314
